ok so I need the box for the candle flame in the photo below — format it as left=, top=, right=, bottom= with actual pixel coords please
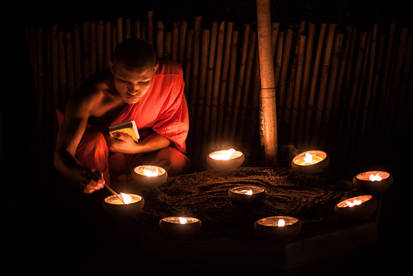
left=278, top=219, right=285, bottom=227
left=304, top=153, right=313, bottom=164
left=178, top=217, right=187, bottom=224
left=120, top=193, right=132, bottom=204
left=345, top=199, right=362, bottom=207
left=210, top=148, right=236, bottom=160
left=245, top=189, right=253, bottom=195
left=369, top=173, right=382, bottom=181
left=143, top=166, right=159, bottom=177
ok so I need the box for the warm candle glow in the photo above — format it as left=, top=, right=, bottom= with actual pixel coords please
left=345, top=199, right=362, bottom=207
left=337, top=195, right=373, bottom=208
left=245, top=189, right=253, bottom=195
left=104, top=193, right=142, bottom=205
left=356, top=171, right=390, bottom=181
left=292, top=150, right=326, bottom=166
left=209, top=148, right=243, bottom=160
left=178, top=217, right=187, bottom=224
left=304, top=153, right=313, bottom=164
left=134, top=165, right=166, bottom=177
left=369, top=173, right=382, bottom=181
left=277, top=219, right=285, bottom=227
left=120, top=193, right=132, bottom=204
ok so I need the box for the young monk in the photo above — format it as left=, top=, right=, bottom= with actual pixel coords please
left=54, top=38, right=190, bottom=194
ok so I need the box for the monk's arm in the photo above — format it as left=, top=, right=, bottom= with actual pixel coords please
left=54, top=90, right=103, bottom=188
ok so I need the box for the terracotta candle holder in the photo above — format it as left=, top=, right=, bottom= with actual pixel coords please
left=334, top=195, right=377, bottom=220
left=103, top=193, right=144, bottom=216
left=254, top=216, right=302, bottom=241
left=130, top=165, right=168, bottom=191
left=291, top=150, right=329, bottom=174
left=159, top=216, right=202, bottom=236
left=228, top=185, right=266, bottom=206
left=206, top=148, right=245, bottom=171
left=353, top=171, right=393, bottom=193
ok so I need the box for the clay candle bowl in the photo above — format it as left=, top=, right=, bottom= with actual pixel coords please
left=254, top=216, right=302, bottom=241
left=206, top=148, right=245, bottom=171
left=103, top=193, right=144, bottom=216
left=131, top=165, right=168, bottom=191
left=353, top=171, right=393, bottom=193
left=228, top=185, right=266, bottom=206
left=334, top=195, right=377, bottom=220
left=291, top=150, right=329, bottom=174
left=159, top=216, right=202, bottom=236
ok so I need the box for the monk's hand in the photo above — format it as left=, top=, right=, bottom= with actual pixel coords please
left=80, top=169, right=105, bottom=194
left=108, top=132, right=137, bottom=154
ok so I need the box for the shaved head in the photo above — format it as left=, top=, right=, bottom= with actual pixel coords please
left=111, top=38, right=156, bottom=71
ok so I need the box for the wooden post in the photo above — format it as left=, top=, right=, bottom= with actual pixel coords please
left=256, top=0, right=278, bottom=164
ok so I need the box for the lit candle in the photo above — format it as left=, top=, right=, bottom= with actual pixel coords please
left=291, top=150, right=328, bottom=173
left=102, top=193, right=144, bottom=215
left=130, top=165, right=168, bottom=191
left=353, top=171, right=393, bottom=193
left=206, top=148, right=245, bottom=171
left=254, top=216, right=302, bottom=241
left=228, top=185, right=266, bottom=206
left=334, top=195, right=377, bottom=220
left=159, top=216, right=202, bottom=236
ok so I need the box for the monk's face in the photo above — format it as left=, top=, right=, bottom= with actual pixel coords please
left=111, top=63, right=157, bottom=104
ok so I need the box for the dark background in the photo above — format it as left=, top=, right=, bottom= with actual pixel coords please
left=2, top=0, right=410, bottom=274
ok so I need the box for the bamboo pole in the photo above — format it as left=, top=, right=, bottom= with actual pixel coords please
left=65, top=33, right=74, bottom=98
left=135, top=20, right=141, bottom=39
left=90, top=22, right=97, bottom=74
left=229, top=24, right=250, bottom=140
left=83, top=22, right=91, bottom=79
left=256, top=0, right=278, bottom=163
left=296, top=22, right=315, bottom=145
left=105, top=22, right=112, bottom=68
left=278, top=27, right=293, bottom=122
left=359, top=24, right=378, bottom=142
left=239, top=31, right=257, bottom=141
left=273, top=30, right=284, bottom=102
left=194, top=29, right=210, bottom=142
left=97, top=21, right=104, bottom=71
left=165, top=31, right=171, bottom=59
left=210, top=21, right=225, bottom=141
left=184, top=29, right=194, bottom=89
left=289, top=34, right=307, bottom=143
left=203, top=22, right=218, bottom=142
left=304, top=22, right=326, bottom=143
left=216, top=22, right=233, bottom=140
left=117, top=17, right=123, bottom=44
left=51, top=24, right=59, bottom=108
left=179, top=21, right=187, bottom=65
left=156, top=21, right=164, bottom=58
left=147, top=11, right=154, bottom=45
left=141, top=24, right=147, bottom=41
left=112, top=25, right=117, bottom=51
left=125, top=18, right=131, bottom=40
left=190, top=16, right=202, bottom=117
left=58, top=31, right=67, bottom=106
left=223, top=31, right=238, bottom=139
left=172, top=22, right=179, bottom=61
left=36, top=28, right=45, bottom=124
left=312, top=23, right=336, bottom=144
left=386, top=26, right=408, bottom=129
left=398, top=34, right=413, bottom=127
left=322, top=32, right=343, bottom=146
left=284, top=20, right=306, bottom=127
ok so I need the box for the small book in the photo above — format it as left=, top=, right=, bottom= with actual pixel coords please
left=109, top=119, right=140, bottom=142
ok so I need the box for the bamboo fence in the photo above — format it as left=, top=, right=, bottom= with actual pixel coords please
left=25, top=11, right=413, bottom=166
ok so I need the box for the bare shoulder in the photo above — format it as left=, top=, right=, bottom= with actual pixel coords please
left=67, top=71, right=113, bottom=118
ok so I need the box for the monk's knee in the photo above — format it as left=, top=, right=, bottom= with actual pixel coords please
left=153, top=147, right=190, bottom=176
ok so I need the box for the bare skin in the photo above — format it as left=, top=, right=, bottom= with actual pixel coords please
left=54, top=62, right=170, bottom=193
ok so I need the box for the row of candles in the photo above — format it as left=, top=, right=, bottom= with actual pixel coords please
left=103, top=148, right=393, bottom=240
